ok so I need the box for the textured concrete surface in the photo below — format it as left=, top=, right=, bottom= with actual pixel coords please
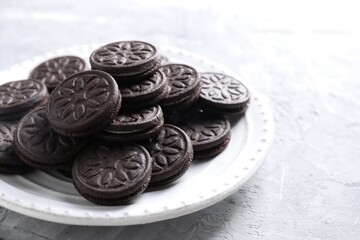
left=0, top=0, right=360, bottom=239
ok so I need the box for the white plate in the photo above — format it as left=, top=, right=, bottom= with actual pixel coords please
left=0, top=44, right=275, bottom=226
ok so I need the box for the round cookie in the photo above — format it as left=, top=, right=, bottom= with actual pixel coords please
left=171, top=109, right=231, bottom=159
left=98, top=105, right=164, bottom=142
left=46, top=70, right=121, bottom=137
left=159, top=64, right=201, bottom=112
left=13, top=107, right=89, bottom=170
left=0, top=121, right=31, bottom=174
left=90, top=41, right=160, bottom=83
left=145, top=124, right=193, bottom=186
left=72, top=142, right=152, bottom=205
left=119, top=70, right=168, bottom=109
left=29, top=56, right=86, bottom=92
left=0, top=79, right=48, bottom=121
left=198, top=73, right=250, bottom=115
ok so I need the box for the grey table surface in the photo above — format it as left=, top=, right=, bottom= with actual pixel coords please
left=0, top=0, right=359, bottom=239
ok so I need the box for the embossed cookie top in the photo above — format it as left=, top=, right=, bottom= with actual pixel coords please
left=160, top=64, right=199, bottom=100
left=200, top=73, right=250, bottom=106
left=73, top=143, right=151, bottom=191
left=90, top=41, right=158, bottom=73
left=0, top=79, right=48, bottom=113
left=146, top=124, right=192, bottom=176
left=15, top=107, right=88, bottom=164
left=173, top=109, right=231, bottom=151
left=29, top=56, right=86, bottom=89
left=47, top=70, right=120, bottom=130
left=120, top=71, right=166, bottom=100
left=107, top=105, right=162, bottom=132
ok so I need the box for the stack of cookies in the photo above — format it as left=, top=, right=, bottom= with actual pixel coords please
left=0, top=40, right=250, bottom=206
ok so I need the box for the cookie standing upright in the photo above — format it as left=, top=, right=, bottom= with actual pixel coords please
left=29, top=56, right=86, bottom=92
left=145, top=124, right=193, bottom=186
left=198, top=73, right=250, bottom=115
left=0, top=79, right=48, bottom=121
left=90, top=41, right=160, bottom=83
left=72, top=142, right=153, bottom=205
left=159, top=64, right=201, bottom=112
left=46, top=70, right=121, bottom=137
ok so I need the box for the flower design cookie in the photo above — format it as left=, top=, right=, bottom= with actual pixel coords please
left=0, top=79, right=48, bottom=121
left=47, top=70, right=121, bottom=137
left=198, top=73, right=250, bottom=115
left=29, top=56, right=86, bottom=90
left=145, top=124, right=193, bottom=186
left=13, top=107, right=88, bottom=169
left=72, top=142, right=152, bottom=205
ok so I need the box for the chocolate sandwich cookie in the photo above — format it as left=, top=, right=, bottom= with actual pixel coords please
left=159, top=64, right=201, bottom=112
left=47, top=70, right=121, bottom=137
left=72, top=142, right=152, bottom=205
left=145, top=124, right=193, bottom=186
left=29, top=56, right=86, bottom=92
left=119, top=70, right=168, bottom=109
left=198, top=73, right=250, bottom=115
left=0, top=121, right=31, bottom=174
left=98, top=105, right=164, bottom=142
left=90, top=41, right=160, bottom=83
left=0, top=79, right=48, bottom=121
left=13, top=107, right=89, bottom=170
left=171, top=109, right=231, bottom=159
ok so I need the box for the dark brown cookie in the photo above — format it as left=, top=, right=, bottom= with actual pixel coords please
left=171, top=109, right=231, bottom=159
left=98, top=105, right=164, bottom=142
left=145, top=124, right=193, bottom=186
left=13, top=107, right=89, bottom=170
left=0, top=79, right=48, bottom=121
left=29, top=56, right=86, bottom=91
left=0, top=121, right=31, bottom=174
left=198, top=73, right=250, bottom=115
left=72, top=142, right=152, bottom=205
left=119, top=70, right=168, bottom=109
left=89, top=41, right=159, bottom=83
left=46, top=70, right=121, bottom=137
left=159, top=64, right=201, bottom=112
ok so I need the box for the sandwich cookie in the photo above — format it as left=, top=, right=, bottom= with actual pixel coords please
left=47, top=70, right=121, bottom=137
left=171, top=109, right=231, bottom=159
left=72, top=142, right=152, bottom=205
left=29, top=56, right=86, bottom=92
left=145, top=124, right=193, bottom=186
left=90, top=41, right=160, bottom=83
left=198, top=73, right=250, bottom=115
left=159, top=64, right=201, bottom=112
left=0, top=79, right=48, bottom=121
left=13, top=107, right=89, bottom=170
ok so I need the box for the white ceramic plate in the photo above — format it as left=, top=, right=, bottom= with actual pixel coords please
left=0, top=44, right=275, bottom=226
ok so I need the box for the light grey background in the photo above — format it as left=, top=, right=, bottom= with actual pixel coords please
left=0, top=0, right=359, bottom=239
